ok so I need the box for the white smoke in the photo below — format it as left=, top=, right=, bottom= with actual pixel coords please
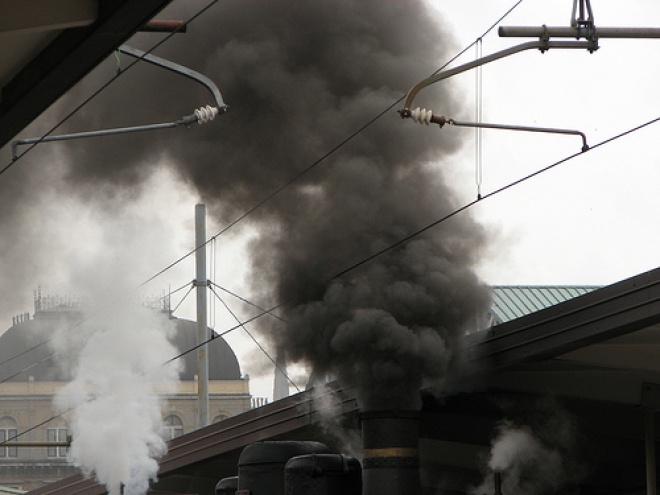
left=53, top=303, right=182, bottom=495
left=471, top=398, right=586, bottom=495
left=310, top=382, right=362, bottom=460
left=485, top=422, right=562, bottom=495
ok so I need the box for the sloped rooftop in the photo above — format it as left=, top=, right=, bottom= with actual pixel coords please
left=25, top=266, right=660, bottom=495
left=489, top=285, right=600, bottom=324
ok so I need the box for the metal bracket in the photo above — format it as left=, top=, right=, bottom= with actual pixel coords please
left=571, top=0, right=598, bottom=50
left=11, top=45, right=227, bottom=161
left=117, top=45, right=227, bottom=112
left=406, top=108, right=589, bottom=153
left=572, top=0, right=595, bottom=29
left=400, top=40, right=593, bottom=115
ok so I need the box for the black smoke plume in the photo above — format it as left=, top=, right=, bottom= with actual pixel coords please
left=10, top=0, right=492, bottom=409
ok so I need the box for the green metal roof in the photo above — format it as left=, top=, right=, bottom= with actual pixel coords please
left=488, top=286, right=600, bottom=325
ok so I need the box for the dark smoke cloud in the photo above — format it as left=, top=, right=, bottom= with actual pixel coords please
left=14, top=0, right=491, bottom=406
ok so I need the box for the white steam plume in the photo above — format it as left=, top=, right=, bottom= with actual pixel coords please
left=472, top=398, right=586, bottom=495
left=310, top=383, right=362, bottom=459
left=484, top=422, right=562, bottom=495
left=53, top=303, right=182, bottom=495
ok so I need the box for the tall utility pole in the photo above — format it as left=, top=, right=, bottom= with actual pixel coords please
left=195, top=203, right=209, bottom=428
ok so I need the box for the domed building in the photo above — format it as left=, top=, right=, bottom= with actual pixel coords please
left=0, top=291, right=255, bottom=492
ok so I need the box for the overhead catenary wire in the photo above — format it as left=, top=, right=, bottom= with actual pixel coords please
left=475, top=37, right=484, bottom=199
left=210, top=281, right=286, bottom=323
left=0, top=281, right=191, bottom=384
left=208, top=284, right=301, bottom=393
left=139, top=0, right=528, bottom=288
left=0, top=0, right=222, bottom=177
left=6, top=108, right=655, bottom=442
left=0, top=0, right=530, bottom=441
left=170, top=111, right=660, bottom=357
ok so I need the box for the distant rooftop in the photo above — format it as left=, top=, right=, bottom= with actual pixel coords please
left=488, top=285, right=601, bottom=325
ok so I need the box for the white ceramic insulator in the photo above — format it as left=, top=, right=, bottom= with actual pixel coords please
left=410, top=107, right=433, bottom=125
left=195, top=105, right=219, bottom=124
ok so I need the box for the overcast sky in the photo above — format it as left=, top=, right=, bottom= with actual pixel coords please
left=3, top=0, right=660, bottom=401
left=428, top=0, right=660, bottom=287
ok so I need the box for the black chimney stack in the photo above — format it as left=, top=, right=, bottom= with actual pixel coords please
left=361, top=410, right=421, bottom=495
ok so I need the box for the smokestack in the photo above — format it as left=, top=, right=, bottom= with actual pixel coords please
left=494, top=472, right=503, bottom=495
left=361, top=410, right=421, bottom=495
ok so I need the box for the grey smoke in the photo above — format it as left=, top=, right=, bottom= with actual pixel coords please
left=6, top=0, right=491, bottom=413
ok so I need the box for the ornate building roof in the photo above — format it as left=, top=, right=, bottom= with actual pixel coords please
left=0, top=308, right=242, bottom=383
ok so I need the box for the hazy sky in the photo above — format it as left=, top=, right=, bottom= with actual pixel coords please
left=3, top=0, right=660, bottom=402
left=428, top=0, right=660, bottom=287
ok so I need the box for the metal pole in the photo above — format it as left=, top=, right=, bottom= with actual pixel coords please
left=646, top=408, right=657, bottom=495
left=407, top=110, right=589, bottom=152
left=499, top=26, right=660, bottom=39
left=447, top=119, right=589, bottom=152
left=12, top=117, right=197, bottom=160
left=0, top=441, right=71, bottom=448
left=401, top=40, right=594, bottom=114
left=195, top=203, right=209, bottom=428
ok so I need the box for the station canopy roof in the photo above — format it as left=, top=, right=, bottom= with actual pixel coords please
left=0, top=0, right=174, bottom=150
left=24, top=265, right=660, bottom=495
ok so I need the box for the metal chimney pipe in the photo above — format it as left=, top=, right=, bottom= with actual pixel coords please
left=361, top=410, right=421, bottom=495
left=195, top=203, right=210, bottom=428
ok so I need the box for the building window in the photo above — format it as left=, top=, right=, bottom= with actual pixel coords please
left=162, top=415, right=183, bottom=440
left=0, top=428, right=17, bottom=458
left=47, top=428, right=68, bottom=458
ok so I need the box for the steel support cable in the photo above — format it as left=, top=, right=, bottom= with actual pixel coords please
left=209, top=281, right=286, bottom=323
left=169, top=281, right=196, bottom=315
left=0, top=317, right=91, bottom=383
left=0, top=281, right=190, bottom=383
left=0, top=339, right=50, bottom=368
left=139, top=0, right=527, bottom=289
left=8, top=111, right=658, bottom=441
left=332, top=114, right=660, bottom=279
left=2, top=0, right=526, bottom=372
left=208, top=285, right=301, bottom=393
left=36, top=93, right=654, bottom=439
left=0, top=0, right=221, bottom=177
left=475, top=37, right=484, bottom=199
left=0, top=0, right=530, bottom=439
left=177, top=112, right=660, bottom=351
left=0, top=280, right=199, bottom=442
left=0, top=406, right=75, bottom=444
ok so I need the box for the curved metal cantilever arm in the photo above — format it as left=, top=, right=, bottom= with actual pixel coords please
left=411, top=110, right=589, bottom=152
left=447, top=119, right=589, bottom=152
left=117, top=44, right=227, bottom=112
left=11, top=45, right=227, bottom=160
left=401, top=40, right=594, bottom=113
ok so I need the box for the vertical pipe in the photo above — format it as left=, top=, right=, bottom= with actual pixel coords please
left=646, top=408, right=657, bottom=495
left=195, top=203, right=209, bottom=428
left=273, top=349, right=289, bottom=401
left=361, top=410, right=421, bottom=495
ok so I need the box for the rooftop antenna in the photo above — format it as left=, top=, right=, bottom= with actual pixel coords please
left=399, top=1, right=660, bottom=154
left=11, top=45, right=227, bottom=161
